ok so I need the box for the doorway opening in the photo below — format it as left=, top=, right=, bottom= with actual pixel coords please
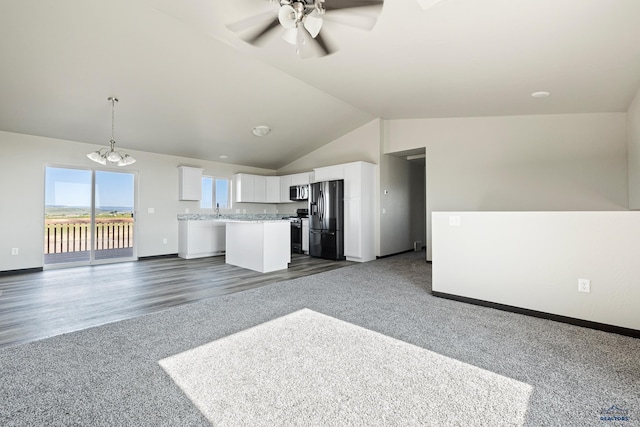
left=44, top=166, right=136, bottom=267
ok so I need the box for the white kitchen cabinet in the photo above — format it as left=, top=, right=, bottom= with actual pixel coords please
left=313, top=165, right=344, bottom=182
left=235, top=173, right=266, bottom=203
left=235, top=173, right=281, bottom=203
left=253, top=175, right=266, bottom=202
left=279, top=175, right=292, bottom=203
left=265, top=176, right=280, bottom=203
left=178, top=220, right=226, bottom=259
left=178, top=166, right=203, bottom=201
left=290, top=172, right=310, bottom=186
left=235, top=172, right=312, bottom=204
left=235, top=173, right=254, bottom=203
left=342, top=162, right=376, bottom=262
left=225, top=221, right=291, bottom=273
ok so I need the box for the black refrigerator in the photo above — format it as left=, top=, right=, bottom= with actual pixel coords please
left=309, top=179, right=345, bottom=260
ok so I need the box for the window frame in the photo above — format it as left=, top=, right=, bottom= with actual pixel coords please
left=200, top=175, right=232, bottom=210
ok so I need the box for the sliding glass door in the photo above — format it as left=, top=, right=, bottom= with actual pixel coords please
left=44, top=166, right=136, bottom=266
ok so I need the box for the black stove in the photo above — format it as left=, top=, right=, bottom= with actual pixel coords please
left=288, top=209, right=308, bottom=253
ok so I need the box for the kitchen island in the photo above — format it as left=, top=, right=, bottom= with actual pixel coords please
left=177, top=215, right=291, bottom=273
left=224, top=219, right=291, bottom=273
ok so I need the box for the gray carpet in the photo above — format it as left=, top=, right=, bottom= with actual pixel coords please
left=0, top=251, right=638, bottom=426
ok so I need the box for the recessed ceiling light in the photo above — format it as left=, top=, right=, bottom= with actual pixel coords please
left=252, top=125, right=271, bottom=137
left=531, top=91, right=551, bottom=98
left=219, top=155, right=228, bottom=159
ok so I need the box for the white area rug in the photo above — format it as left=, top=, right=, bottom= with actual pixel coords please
left=159, top=309, right=532, bottom=426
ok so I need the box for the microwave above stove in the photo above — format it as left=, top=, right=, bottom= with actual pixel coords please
left=289, top=184, right=309, bottom=201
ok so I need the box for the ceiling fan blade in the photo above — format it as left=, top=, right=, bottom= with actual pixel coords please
left=310, top=31, right=335, bottom=57
left=226, top=9, right=277, bottom=33
left=323, top=0, right=383, bottom=11
left=417, top=0, right=444, bottom=10
left=245, top=18, right=282, bottom=45
left=323, top=10, right=378, bottom=30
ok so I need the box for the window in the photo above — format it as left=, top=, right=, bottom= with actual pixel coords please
left=201, top=176, right=231, bottom=209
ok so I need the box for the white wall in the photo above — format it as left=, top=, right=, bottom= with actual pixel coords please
left=628, top=87, right=640, bottom=209
left=0, top=131, right=275, bottom=271
left=388, top=113, right=629, bottom=260
left=277, top=119, right=380, bottom=175
left=432, top=211, right=640, bottom=331
left=379, top=154, right=412, bottom=256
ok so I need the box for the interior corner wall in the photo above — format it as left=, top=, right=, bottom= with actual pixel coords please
left=388, top=113, right=629, bottom=260
left=0, top=131, right=275, bottom=272
left=276, top=119, right=381, bottom=175
left=379, top=154, right=412, bottom=256
left=409, top=161, right=426, bottom=250
left=628, top=87, right=640, bottom=209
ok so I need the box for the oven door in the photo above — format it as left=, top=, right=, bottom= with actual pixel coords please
left=291, top=220, right=303, bottom=254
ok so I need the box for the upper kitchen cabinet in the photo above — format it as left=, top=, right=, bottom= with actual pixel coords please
left=265, top=176, right=280, bottom=203
left=279, top=175, right=292, bottom=203
left=235, top=173, right=280, bottom=203
left=290, top=172, right=310, bottom=186
left=178, top=166, right=203, bottom=201
left=235, top=173, right=256, bottom=203
left=236, top=172, right=312, bottom=204
left=313, top=165, right=344, bottom=182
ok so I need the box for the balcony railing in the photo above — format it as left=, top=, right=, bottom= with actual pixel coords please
left=44, top=221, right=133, bottom=254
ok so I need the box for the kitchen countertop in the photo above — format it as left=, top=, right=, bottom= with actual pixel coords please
left=177, top=214, right=292, bottom=222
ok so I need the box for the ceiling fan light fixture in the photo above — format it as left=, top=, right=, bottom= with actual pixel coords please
left=252, top=125, right=271, bottom=137
left=278, top=4, right=298, bottom=29
left=304, top=13, right=323, bottom=38
left=282, top=28, right=299, bottom=45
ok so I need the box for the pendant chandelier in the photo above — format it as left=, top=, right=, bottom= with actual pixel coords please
left=87, top=97, right=136, bottom=166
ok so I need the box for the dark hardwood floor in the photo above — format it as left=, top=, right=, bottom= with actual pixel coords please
left=0, top=254, right=354, bottom=349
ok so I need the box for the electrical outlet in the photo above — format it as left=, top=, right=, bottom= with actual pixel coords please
left=185, top=208, right=189, bottom=214
left=11, top=248, right=18, bottom=255
left=578, top=278, right=591, bottom=293
left=162, top=238, right=167, bottom=244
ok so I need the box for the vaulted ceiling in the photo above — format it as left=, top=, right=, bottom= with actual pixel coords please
left=1, top=0, right=639, bottom=169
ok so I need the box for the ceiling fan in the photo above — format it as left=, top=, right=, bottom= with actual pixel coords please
left=226, top=0, right=384, bottom=58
